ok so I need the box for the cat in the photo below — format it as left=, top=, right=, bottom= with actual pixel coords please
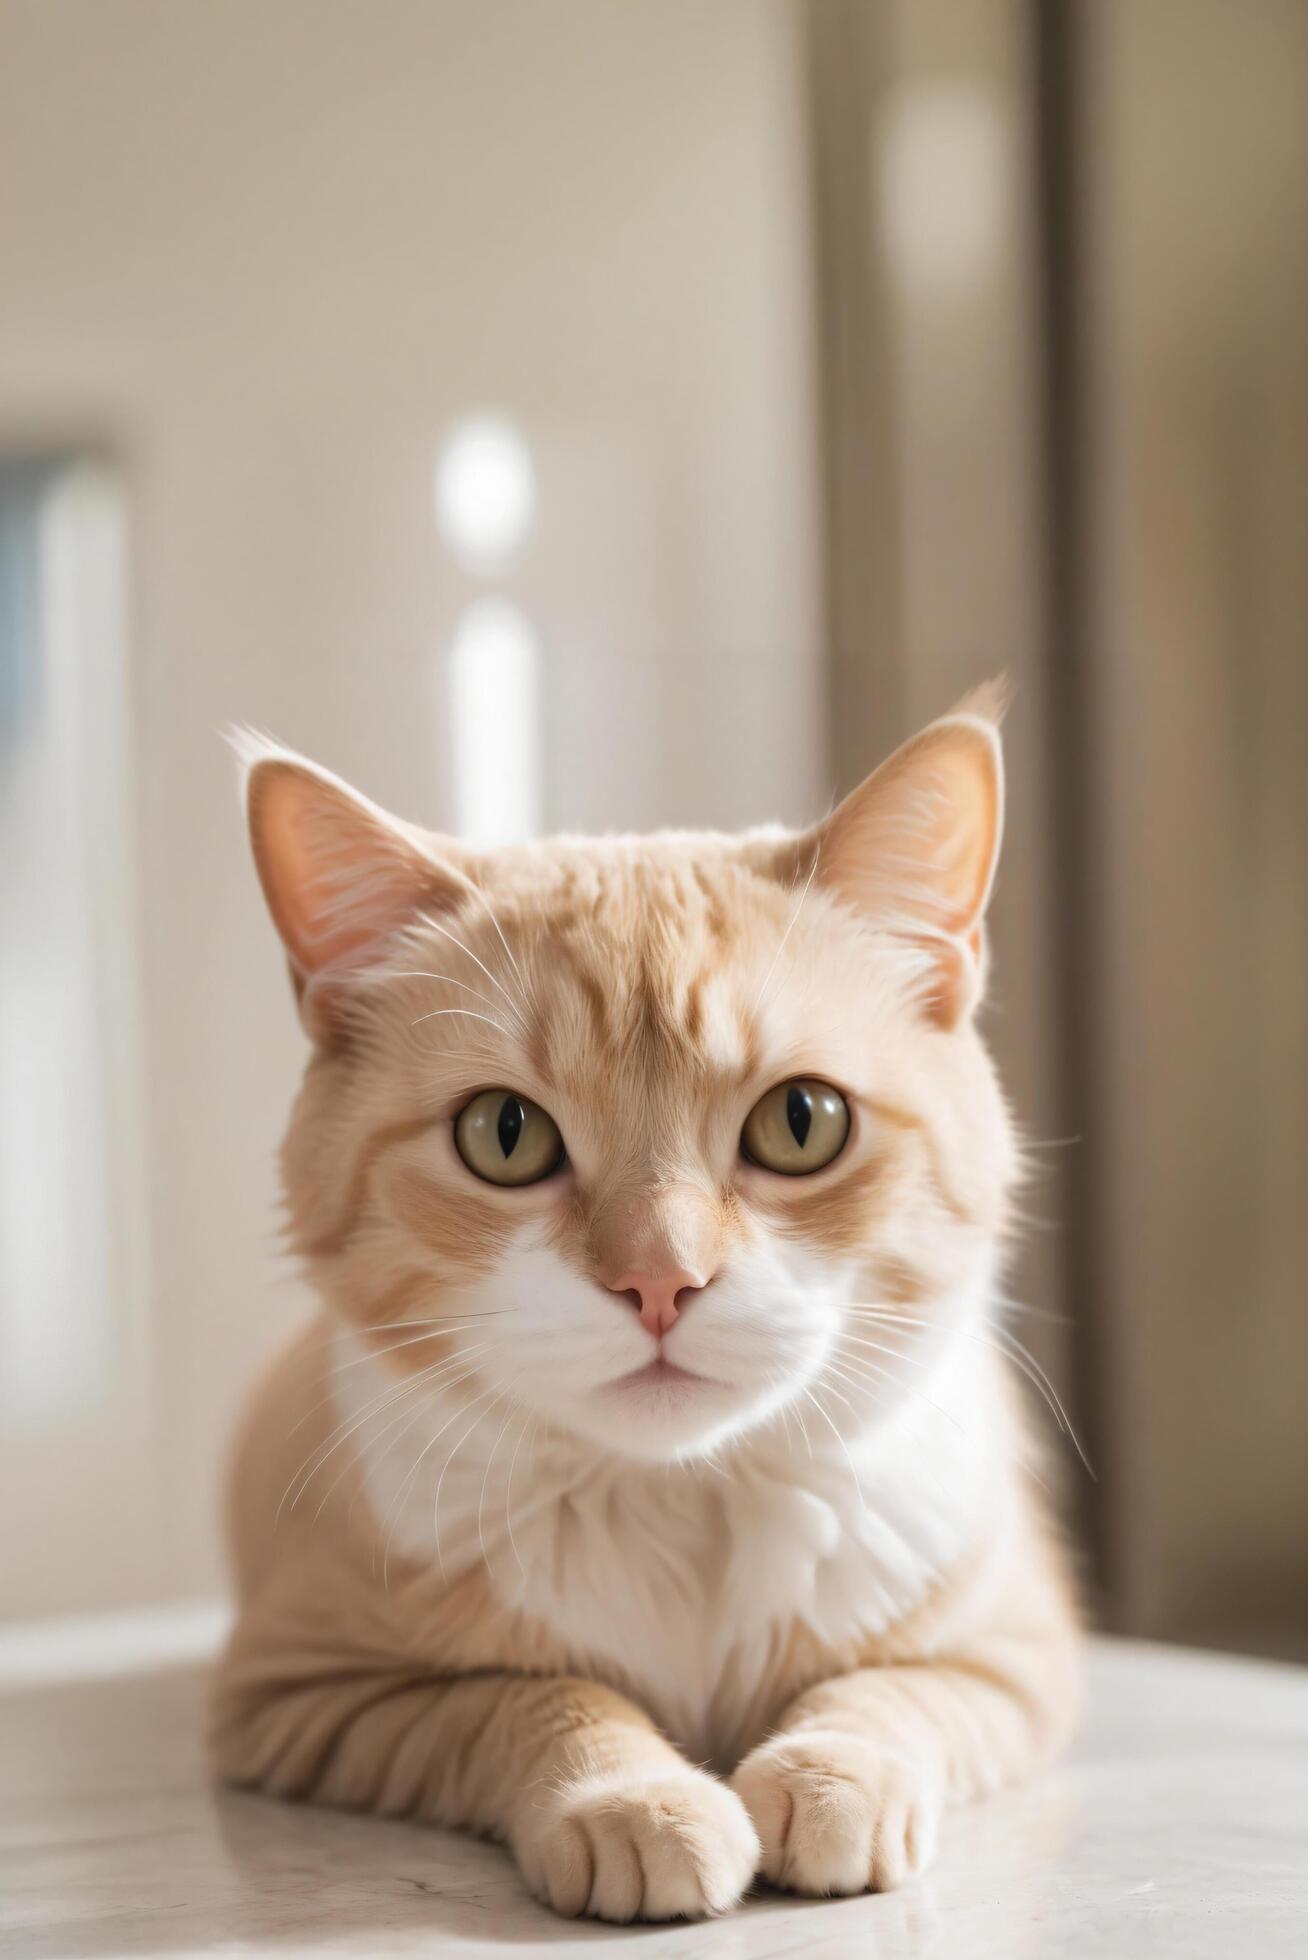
left=210, top=685, right=1081, bottom=1922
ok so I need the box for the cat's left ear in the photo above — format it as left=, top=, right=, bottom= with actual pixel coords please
left=799, top=682, right=1006, bottom=1027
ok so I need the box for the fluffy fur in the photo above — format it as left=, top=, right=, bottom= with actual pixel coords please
left=211, top=692, right=1081, bottom=1922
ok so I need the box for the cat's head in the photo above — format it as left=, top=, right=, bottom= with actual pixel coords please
left=243, top=690, right=1016, bottom=1464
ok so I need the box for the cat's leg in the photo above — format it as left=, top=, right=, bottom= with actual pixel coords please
left=212, top=1662, right=758, bottom=1923
left=730, top=1605, right=1080, bottom=1896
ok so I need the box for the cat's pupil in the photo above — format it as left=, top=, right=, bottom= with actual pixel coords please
left=786, top=1084, right=812, bottom=1149
left=497, top=1096, right=525, bottom=1159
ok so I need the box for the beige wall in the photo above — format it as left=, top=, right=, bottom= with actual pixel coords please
left=0, top=0, right=824, bottom=1616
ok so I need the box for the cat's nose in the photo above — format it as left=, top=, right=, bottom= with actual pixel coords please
left=607, top=1269, right=706, bottom=1338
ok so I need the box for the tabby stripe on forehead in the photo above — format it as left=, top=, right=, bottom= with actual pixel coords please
left=565, top=951, right=613, bottom=1049
left=303, top=1111, right=438, bottom=1258
left=682, top=967, right=709, bottom=1045
left=527, top=941, right=612, bottom=1080
left=690, top=860, right=733, bottom=944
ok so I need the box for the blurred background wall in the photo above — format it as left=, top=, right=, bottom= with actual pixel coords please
left=807, top=0, right=1308, bottom=1660
left=0, top=0, right=1304, bottom=1658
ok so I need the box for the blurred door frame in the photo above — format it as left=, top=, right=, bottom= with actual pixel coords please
left=805, top=0, right=1308, bottom=1659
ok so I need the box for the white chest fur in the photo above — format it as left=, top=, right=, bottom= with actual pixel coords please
left=335, top=1320, right=1002, bottom=1761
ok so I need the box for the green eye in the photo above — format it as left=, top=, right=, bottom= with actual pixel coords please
left=455, top=1090, right=565, bottom=1187
left=742, top=1078, right=850, bottom=1176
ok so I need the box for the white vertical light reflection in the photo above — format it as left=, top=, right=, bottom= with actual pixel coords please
left=0, top=460, right=144, bottom=1427
left=434, top=416, right=536, bottom=573
left=448, top=597, right=541, bottom=847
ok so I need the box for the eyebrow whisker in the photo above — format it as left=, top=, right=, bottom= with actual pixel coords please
left=411, top=1007, right=517, bottom=1038
left=752, top=842, right=821, bottom=1020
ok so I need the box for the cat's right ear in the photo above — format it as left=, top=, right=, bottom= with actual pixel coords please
left=234, top=736, right=464, bottom=1042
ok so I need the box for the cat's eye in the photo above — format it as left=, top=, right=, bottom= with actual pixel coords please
left=741, top=1078, right=850, bottom=1176
left=455, top=1090, right=565, bottom=1187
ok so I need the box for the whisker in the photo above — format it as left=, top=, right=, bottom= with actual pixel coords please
left=368, top=1362, right=491, bottom=1576
left=752, top=843, right=820, bottom=1019
left=378, top=1372, right=490, bottom=1583
left=433, top=1382, right=511, bottom=1581
left=459, top=882, right=534, bottom=1023
left=323, top=1317, right=514, bottom=1382
left=984, top=1325, right=1094, bottom=1478
left=411, top=1006, right=516, bottom=1038
left=280, top=1344, right=490, bottom=1512
left=836, top=1328, right=928, bottom=1367
left=389, top=971, right=511, bottom=1017
left=812, top=1366, right=861, bottom=1417
left=319, top=1349, right=495, bottom=1488
left=312, top=1365, right=475, bottom=1525
left=409, top=914, right=532, bottom=1035
left=993, top=1292, right=1068, bottom=1325
left=829, top=1340, right=966, bottom=1435
left=823, top=1352, right=892, bottom=1398
left=291, top=1329, right=498, bottom=1436
left=381, top=1374, right=498, bottom=1588
left=501, top=1406, right=535, bottom=1584
left=280, top=1366, right=431, bottom=1517
left=773, top=1393, right=799, bottom=1454
left=353, top=1314, right=515, bottom=1332
left=799, top=1383, right=866, bottom=1512
left=475, top=1386, right=525, bottom=1579
left=850, top=1303, right=1093, bottom=1476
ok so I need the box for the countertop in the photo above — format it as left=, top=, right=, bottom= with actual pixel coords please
left=2, top=1633, right=1305, bottom=1957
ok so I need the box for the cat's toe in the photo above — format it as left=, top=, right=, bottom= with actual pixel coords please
left=515, top=1768, right=759, bottom=1922
left=731, top=1730, right=942, bottom=1895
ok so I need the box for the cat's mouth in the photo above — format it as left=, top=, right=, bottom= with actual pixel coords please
left=606, top=1356, right=717, bottom=1395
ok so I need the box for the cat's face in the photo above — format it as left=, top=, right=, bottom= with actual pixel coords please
left=245, top=692, right=1016, bottom=1464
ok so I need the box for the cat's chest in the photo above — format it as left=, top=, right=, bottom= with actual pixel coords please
left=502, top=1431, right=986, bottom=1757
left=507, top=1469, right=868, bottom=1754
left=343, top=1338, right=993, bottom=1761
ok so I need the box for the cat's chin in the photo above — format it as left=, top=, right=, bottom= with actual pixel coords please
left=544, top=1366, right=777, bottom=1464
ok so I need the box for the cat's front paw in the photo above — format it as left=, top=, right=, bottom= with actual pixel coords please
left=514, top=1767, right=759, bottom=1922
left=731, top=1729, right=943, bottom=1895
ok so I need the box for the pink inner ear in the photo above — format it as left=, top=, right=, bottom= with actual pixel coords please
left=821, top=717, right=1003, bottom=943
left=902, top=725, right=1003, bottom=937
left=249, top=760, right=445, bottom=980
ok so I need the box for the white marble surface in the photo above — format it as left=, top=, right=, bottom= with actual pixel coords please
left=1, top=1636, right=1305, bottom=1958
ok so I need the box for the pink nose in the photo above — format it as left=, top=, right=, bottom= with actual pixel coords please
left=607, top=1269, right=706, bottom=1338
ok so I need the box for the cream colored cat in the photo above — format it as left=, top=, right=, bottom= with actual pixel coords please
left=211, top=688, right=1081, bottom=1922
